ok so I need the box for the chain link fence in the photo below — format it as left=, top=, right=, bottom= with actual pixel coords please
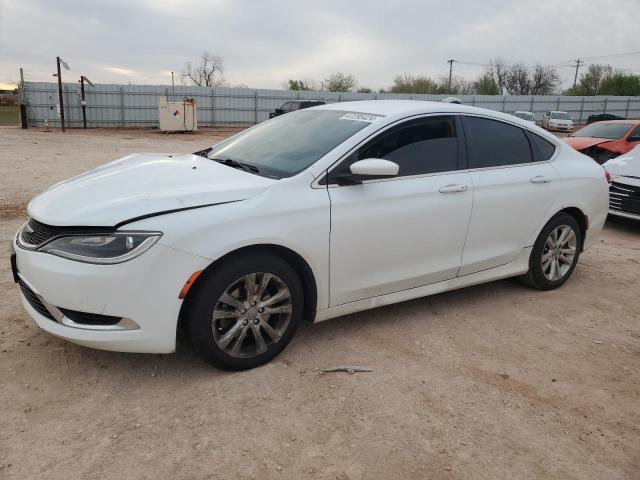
left=20, top=81, right=640, bottom=128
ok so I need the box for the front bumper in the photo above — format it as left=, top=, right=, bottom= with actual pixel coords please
left=12, top=236, right=210, bottom=353
left=549, top=124, right=573, bottom=131
left=609, top=209, right=640, bottom=221
left=609, top=181, right=640, bottom=221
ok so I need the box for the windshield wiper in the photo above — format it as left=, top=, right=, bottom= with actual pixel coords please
left=210, top=158, right=260, bottom=174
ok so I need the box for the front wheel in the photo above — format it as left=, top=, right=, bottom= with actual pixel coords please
left=520, top=213, right=582, bottom=290
left=184, top=253, right=303, bottom=370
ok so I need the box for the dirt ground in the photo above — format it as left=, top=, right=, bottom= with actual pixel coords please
left=1, top=126, right=639, bottom=480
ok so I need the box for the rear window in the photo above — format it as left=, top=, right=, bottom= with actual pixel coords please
left=573, top=123, right=633, bottom=140
left=528, top=132, right=556, bottom=161
left=463, top=116, right=532, bottom=168
left=514, top=112, right=534, bottom=121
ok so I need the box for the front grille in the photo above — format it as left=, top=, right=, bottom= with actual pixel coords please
left=18, top=277, right=55, bottom=320
left=18, top=218, right=115, bottom=249
left=20, top=218, right=62, bottom=247
left=610, top=181, right=640, bottom=215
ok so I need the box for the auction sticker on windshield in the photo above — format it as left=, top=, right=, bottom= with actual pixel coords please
left=339, top=113, right=382, bottom=123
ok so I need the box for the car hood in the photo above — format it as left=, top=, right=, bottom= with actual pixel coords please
left=28, top=153, right=275, bottom=227
left=563, top=136, right=612, bottom=151
left=604, top=147, right=640, bottom=186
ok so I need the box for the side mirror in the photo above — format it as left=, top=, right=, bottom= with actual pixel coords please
left=350, top=159, right=399, bottom=177
left=330, top=158, right=399, bottom=185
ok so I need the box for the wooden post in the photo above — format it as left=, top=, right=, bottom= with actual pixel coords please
left=56, top=57, right=65, bottom=131
left=120, top=87, right=125, bottom=127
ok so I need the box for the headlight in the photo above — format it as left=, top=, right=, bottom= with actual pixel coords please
left=39, top=232, right=162, bottom=264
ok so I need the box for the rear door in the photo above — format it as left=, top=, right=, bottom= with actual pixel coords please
left=458, top=116, right=560, bottom=275
left=327, top=115, right=473, bottom=305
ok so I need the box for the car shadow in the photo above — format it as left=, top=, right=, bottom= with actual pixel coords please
left=606, top=216, right=640, bottom=234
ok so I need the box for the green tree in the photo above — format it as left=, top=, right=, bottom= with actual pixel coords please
left=286, top=79, right=312, bottom=91
left=564, top=64, right=613, bottom=95
left=390, top=74, right=439, bottom=94
left=599, top=72, right=640, bottom=96
left=473, top=73, right=500, bottom=95
left=324, top=72, right=357, bottom=92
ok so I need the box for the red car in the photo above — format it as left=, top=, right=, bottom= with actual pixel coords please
left=563, top=120, right=640, bottom=164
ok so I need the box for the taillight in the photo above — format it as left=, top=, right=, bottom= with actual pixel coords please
left=604, top=169, right=612, bottom=184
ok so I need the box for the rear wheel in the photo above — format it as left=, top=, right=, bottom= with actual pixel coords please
left=184, top=253, right=303, bottom=370
left=520, top=213, right=582, bottom=290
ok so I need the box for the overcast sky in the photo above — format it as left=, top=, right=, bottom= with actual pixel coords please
left=1, top=0, right=639, bottom=91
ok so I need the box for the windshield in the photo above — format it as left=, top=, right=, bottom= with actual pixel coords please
left=551, top=112, right=571, bottom=120
left=514, top=112, right=534, bottom=121
left=207, top=110, right=375, bottom=178
left=572, top=123, right=633, bottom=139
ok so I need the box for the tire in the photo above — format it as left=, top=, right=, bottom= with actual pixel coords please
left=184, top=253, right=304, bottom=370
left=520, top=213, right=582, bottom=290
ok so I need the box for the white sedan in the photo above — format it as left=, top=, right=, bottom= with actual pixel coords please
left=604, top=145, right=640, bottom=221
left=513, top=111, right=535, bottom=123
left=12, top=101, right=609, bottom=370
left=541, top=111, right=574, bottom=132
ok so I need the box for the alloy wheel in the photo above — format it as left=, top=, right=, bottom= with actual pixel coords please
left=211, top=273, right=293, bottom=358
left=541, top=225, right=577, bottom=281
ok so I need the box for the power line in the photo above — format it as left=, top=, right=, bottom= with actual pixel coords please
left=454, top=50, right=640, bottom=71
left=581, top=50, right=640, bottom=61
left=555, top=50, right=640, bottom=66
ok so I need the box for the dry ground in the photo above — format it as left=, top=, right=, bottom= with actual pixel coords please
left=0, top=126, right=639, bottom=480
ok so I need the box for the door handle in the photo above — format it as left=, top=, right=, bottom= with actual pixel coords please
left=530, top=175, right=553, bottom=184
left=438, top=184, right=468, bottom=193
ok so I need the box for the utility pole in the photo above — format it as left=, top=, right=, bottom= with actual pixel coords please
left=54, top=56, right=70, bottom=131
left=79, top=76, right=94, bottom=129
left=80, top=76, right=86, bottom=129
left=447, top=59, right=455, bottom=92
left=171, top=71, right=175, bottom=96
left=19, top=67, right=27, bottom=129
left=573, top=58, right=582, bottom=87
left=56, top=57, right=65, bottom=131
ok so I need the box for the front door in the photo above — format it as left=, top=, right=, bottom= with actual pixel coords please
left=327, top=115, right=473, bottom=306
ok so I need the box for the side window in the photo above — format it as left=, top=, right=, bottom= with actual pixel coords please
left=280, top=102, right=291, bottom=112
left=528, top=132, right=556, bottom=161
left=463, top=116, right=532, bottom=168
left=356, top=116, right=459, bottom=176
left=290, top=102, right=301, bottom=112
left=628, top=126, right=640, bottom=140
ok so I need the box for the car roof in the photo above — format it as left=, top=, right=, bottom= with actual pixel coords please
left=314, top=99, right=511, bottom=119
left=591, top=119, right=640, bottom=125
left=514, top=111, right=533, bottom=114
left=311, top=100, right=558, bottom=137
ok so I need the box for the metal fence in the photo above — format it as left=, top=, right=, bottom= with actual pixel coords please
left=20, top=81, right=640, bottom=128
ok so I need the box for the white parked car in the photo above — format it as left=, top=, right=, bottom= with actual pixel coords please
left=513, top=111, right=535, bottom=123
left=604, top=145, right=640, bottom=221
left=542, top=111, right=574, bottom=132
left=11, top=101, right=609, bottom=370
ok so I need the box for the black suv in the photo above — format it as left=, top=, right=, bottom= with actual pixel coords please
left=269, top=100, right=325, bottom=118
left=586, top=113, right=625, bottom=124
